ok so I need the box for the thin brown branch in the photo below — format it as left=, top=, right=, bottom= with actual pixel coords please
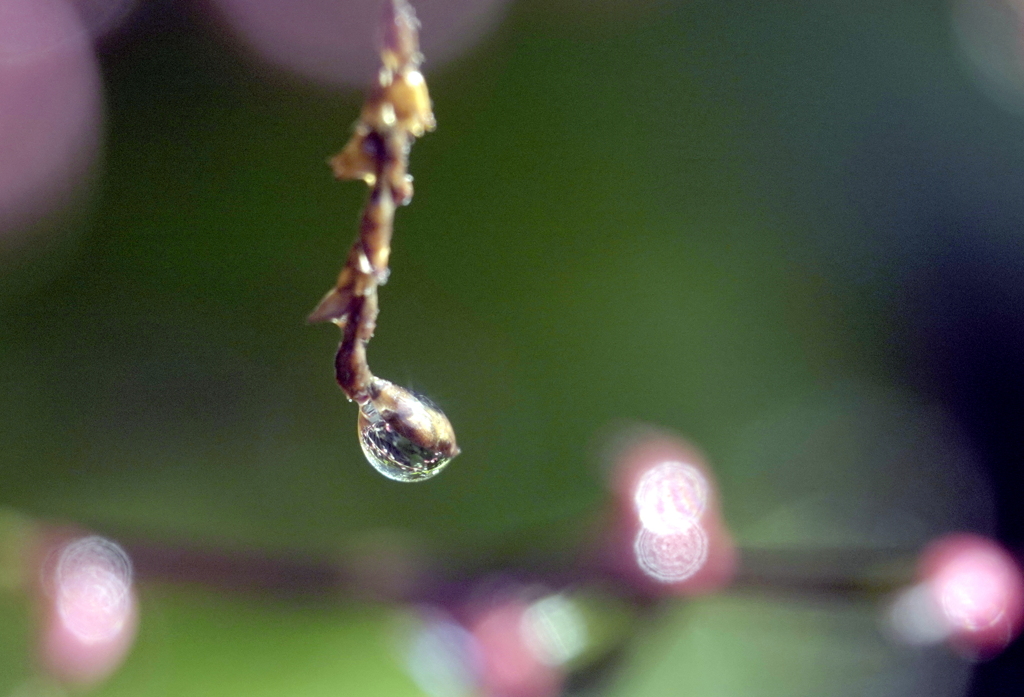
left=308, top=0, right=458, bottom=482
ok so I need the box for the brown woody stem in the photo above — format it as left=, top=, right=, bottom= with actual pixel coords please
left=308, top=0, right=458, bottom=472
left=308, top=0, right=434, bottom=403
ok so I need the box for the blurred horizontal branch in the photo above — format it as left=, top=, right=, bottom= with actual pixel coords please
left=118, top=537, right=919, bottom=603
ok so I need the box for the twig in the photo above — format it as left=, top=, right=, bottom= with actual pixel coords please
left=308, top=0, right=459, bottom=482
left=118, top=537, right=919, bottom=605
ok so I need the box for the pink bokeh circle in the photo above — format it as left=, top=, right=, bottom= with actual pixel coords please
left=36, top=533, right=138, bottom=687
left=0, top=0, right=102, bottom=245
left=919, top=533, right=1024, bottom=658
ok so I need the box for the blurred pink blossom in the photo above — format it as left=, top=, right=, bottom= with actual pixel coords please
left=35, top=532, right=138, bottom=686
left=469, top=599, right=563, bottom=697
left=918, top=533, right=1024, bottom=658
left=602, top=428, right=735, bottom=595
left=0, top=0, right=101, bottom=245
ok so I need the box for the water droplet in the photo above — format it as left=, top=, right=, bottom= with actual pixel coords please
left=357, top=379, right=459, bottom=482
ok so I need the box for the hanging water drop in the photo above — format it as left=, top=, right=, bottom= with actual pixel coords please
left=357, top=378, right=459, bottom=482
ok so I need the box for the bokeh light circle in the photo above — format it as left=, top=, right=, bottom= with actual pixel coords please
left=633, top=460, right=708, bottom=536
left=905, top=534, right=1024, bottom=658
left=405, top=614, right=481, bottom=697
left=633, top=524, right=709, bottom=583
left=520, top=593, right=587, bottom=667
left=933, top=546, right=1018, bottom=635
left=53, top=536, right=133, bottom=644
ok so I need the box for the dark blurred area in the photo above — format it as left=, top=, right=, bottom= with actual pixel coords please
left=3, top=0, right=1024, bottom=694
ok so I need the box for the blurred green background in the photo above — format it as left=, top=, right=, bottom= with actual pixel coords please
left=1, top=0, right=1019, bottom=694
